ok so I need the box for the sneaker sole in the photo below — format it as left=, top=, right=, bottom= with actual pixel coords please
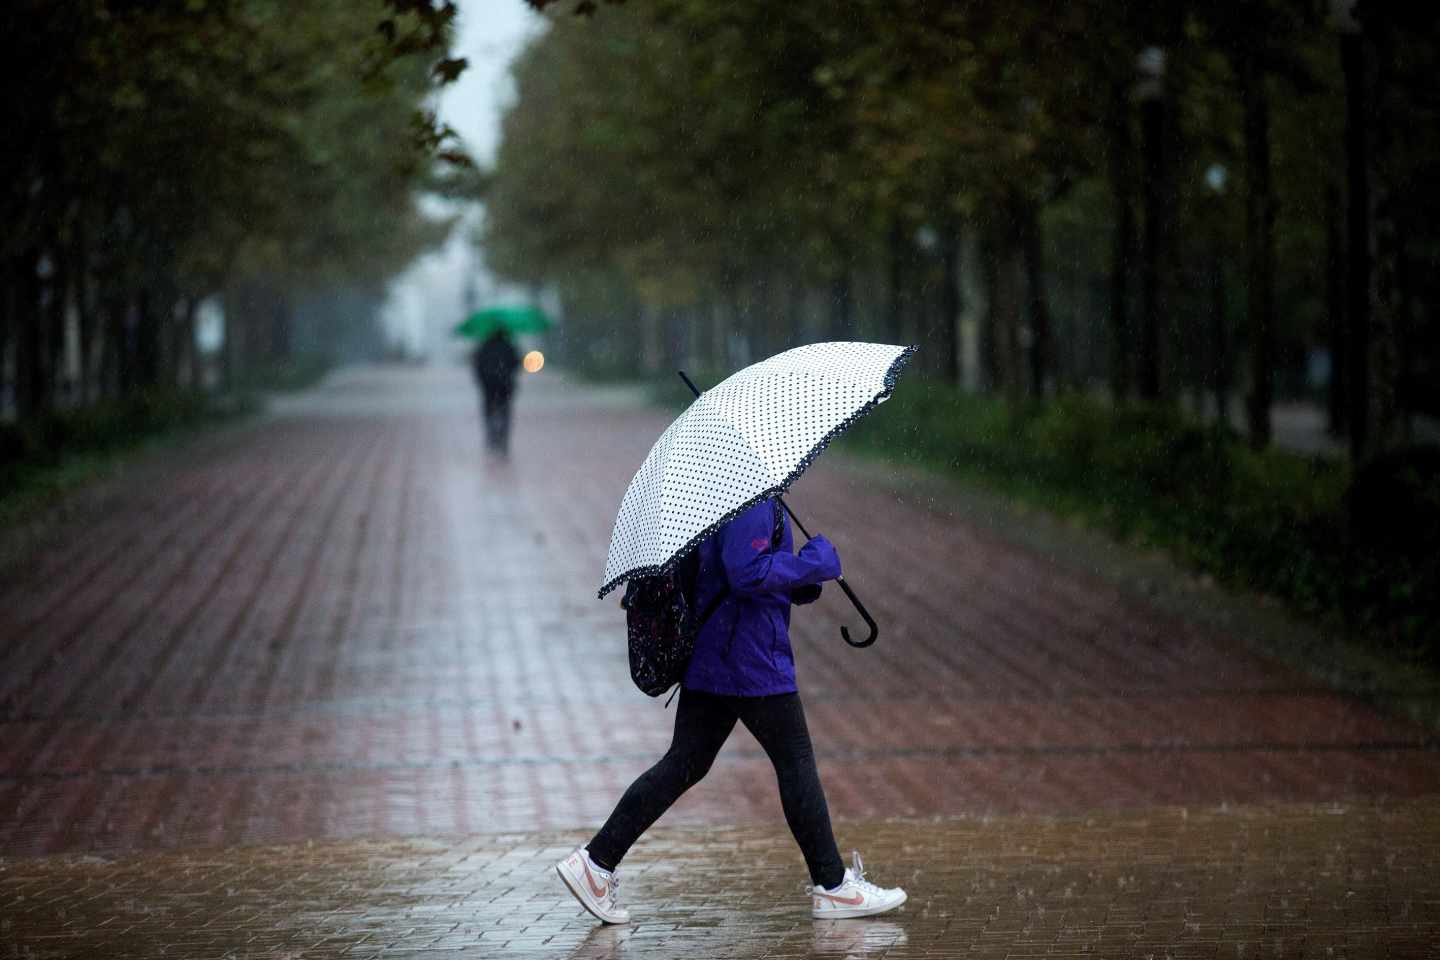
left=555, top=862, right=629, bottom=925
left=811, top=890, right=907, bottom=920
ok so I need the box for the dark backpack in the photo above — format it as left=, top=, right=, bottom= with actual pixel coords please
left=621, top=501, right=782, bottom=698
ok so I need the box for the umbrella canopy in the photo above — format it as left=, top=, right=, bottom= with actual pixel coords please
left=599, top=341, right=916, bottom=599
left=453, top=305, right=551, bottom=339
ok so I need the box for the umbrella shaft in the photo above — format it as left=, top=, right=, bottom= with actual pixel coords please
left=779, top=499, right=813, bottom=541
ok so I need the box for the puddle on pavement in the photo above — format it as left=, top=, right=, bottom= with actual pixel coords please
left=4, top=806, right=1438, bottom=958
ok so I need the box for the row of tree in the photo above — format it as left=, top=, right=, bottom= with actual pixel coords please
left=1, top=0, right=462, bottom=423
left=484, top=0, right=1438, bottom=462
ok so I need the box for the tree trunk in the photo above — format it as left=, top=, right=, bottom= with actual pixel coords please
left=176, top=296, right=198, bottom=390
left=1108, top=81, right=1134, bottom=402
left=708, top=297, right=726, bottom=371
left=1364, top=15, right=1400, bottom=457
left=223, top=283, right=256, bottom=390
left=671, top=307, right=691, bottom=373
left=936, top=217, right=962, bottom=383
left=721, top=281, right=746, bottom=369
left=15, top=250, right=47, bottom=419
left=1210, top=234, right=1230, bottom=426
left=1325, top=181, right=1346, bottom=437
left=46, top=248, right=69, bottom=408
left=754, top=277, right=773, bottom=359
left=97, top=290, right=119, bottom=402
left=270, top=296, right=292, bottom=362
left=784, top=278, right=805, bottom=351
left=829, top=266, right=853, bottom=341
left=1137, top=87, right=1164, bottom=401
left=134, top=288, right=163, bottom=389
left=0, top=261, right=12, bottom=418
left=1058, top=251, right=1081, bottom=391
left=1019, top=201, right=1052, bottom=400
left=1395, top=241, right=1413, bottom=441
left=983, top=223, right=1023, bottom=404
left=169, top=296, right=187, bottom=388
left=1001, top=254, right=1023, bottom=407
left=640, top=303, right=662, bottom=374
left=886, top=218, right=906, bottom=344
left=670, top=309, right=689, bottom=372
left=220, top=287, right=237, bottom=390
left=1242, top=52, right=1275, bottom=451
left=73, top=218, right=96, bottom=405
left=753, top=276, right=771, bottom=360
left=1341, top=30, right=1370, bottom=461
left=979, top=229, right=1002, bottom=393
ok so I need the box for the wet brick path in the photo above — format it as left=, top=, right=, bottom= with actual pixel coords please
left=2, top=364, right=1438, bottom=957
left=4, top=803, right=1438, bottom=958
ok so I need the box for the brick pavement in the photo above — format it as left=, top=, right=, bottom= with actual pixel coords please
left=1, top=364, right=1437, bottom=859
left=3, top=802, right=1437, bottom=958
left=1, top=363, right=1438, bottom=956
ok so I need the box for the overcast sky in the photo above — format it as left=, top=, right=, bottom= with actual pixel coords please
left=382, top=0, right=546, bottom=359
left=441, top=1, right=546, bottom=165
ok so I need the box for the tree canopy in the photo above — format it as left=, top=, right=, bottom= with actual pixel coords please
left=2, top=0, right=464, bottom=416
left=483, top=0, right=1440, bottom=460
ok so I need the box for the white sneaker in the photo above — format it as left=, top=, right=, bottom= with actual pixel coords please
left=556, top=847, right=630, bottom=924
left=810, top=851, right=907, bottom=919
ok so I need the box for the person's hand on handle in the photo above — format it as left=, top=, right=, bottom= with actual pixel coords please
left=724, top=504, right=840, bottom=595
left=789, top=584, right=823, bottom=605
left=797, top=534, right=841, bottom=581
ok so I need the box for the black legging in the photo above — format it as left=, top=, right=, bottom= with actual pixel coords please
left=587, top=689, right=845, bottom=889
left=480, top=380, right=512, bottom=450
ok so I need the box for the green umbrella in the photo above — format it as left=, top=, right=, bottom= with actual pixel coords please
left=453, top=305, right=551, bottom=339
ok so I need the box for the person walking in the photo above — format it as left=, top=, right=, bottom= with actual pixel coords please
left=469, top=329, right=520, bottom=453
left=556, top=497, right=907, bottom=924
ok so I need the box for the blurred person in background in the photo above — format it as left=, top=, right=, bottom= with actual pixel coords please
left=470, top=329, right=520, bottom=454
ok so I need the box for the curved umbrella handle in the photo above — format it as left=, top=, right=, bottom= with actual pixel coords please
left=834, top=576, right=878, bottom=647
left=774, top=498, right=879, bottom=648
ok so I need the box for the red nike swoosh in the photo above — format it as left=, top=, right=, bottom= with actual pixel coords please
left=580, top=860, right=607, bottom=899
left=815, top=890, right=865, bottom=906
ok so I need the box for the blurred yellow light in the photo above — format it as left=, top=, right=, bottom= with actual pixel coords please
left=523, top=350, right=545, bottom=373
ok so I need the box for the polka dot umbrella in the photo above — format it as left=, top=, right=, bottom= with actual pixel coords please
left=599, top=341, right=918, bottom=647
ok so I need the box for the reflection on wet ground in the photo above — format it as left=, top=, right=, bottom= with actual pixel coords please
left=4, top=805, right=1438, bottom=958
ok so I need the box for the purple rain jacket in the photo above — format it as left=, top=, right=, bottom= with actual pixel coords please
left=682, top=498, right=843, bottom=697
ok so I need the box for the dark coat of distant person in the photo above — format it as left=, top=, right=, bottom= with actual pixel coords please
left=473, top=332, right=519, bottom=391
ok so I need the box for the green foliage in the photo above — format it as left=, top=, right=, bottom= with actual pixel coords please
left=484, top=2, right=887, bottom=308
left=482, top=0, right=1161, bottom=321
left=2, top=0, right=463, bottom=424
left=842, top=382, right=1437, bottom=660
left=5, top=0, right=454, bottom=272
left=484, top=1, right=1439, bottom=413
